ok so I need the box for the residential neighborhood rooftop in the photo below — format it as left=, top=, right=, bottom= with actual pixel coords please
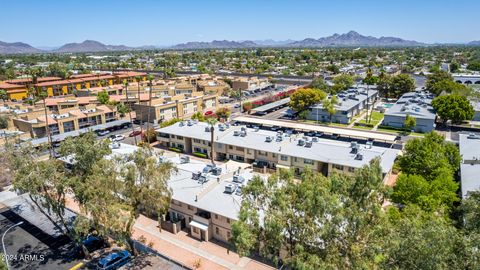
left=459, top=133, right=480, bottom=198
left=384, top=91, right=436, bottom=120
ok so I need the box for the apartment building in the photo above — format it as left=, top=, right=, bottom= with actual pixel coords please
left=229, top=76, right=270, bottom=91
left=196, top=79, right=229, bottom=95
left=76, top=84, right=124, bottom=97
left=107, top=143, right=256, bottom=244
left=156, top=121, right=399, bottom=179
left=459, top=133, right=480, bottom=198
left=0, top=72, right=146, bottom=99
left=0, top=82, right=29, bottom=100
left=307, top=88, right=378, bottom=124
left=134, top=93, right=218, bottom=123
left=383, top=91, right=436, bottom=132
left=11, top=102, right=117, bottom=138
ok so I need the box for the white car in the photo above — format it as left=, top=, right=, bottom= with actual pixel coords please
left=97, top=130, right=110, bottom=136
left=110, top=134, right=125, bottom=141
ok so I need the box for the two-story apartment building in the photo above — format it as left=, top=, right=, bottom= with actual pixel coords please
left=156, top=121, right=399, bottom=180
left=307, top=88, right=378, bottom=124
left=134, top=93, right=218, bottom=123
left=12, top=102, right=117, bottom=138
left=383, top=91, right=436, bottom=132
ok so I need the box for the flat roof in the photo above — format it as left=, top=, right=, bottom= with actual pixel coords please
left=157, top=121, right=399, bottom=173
left=384, top=91, right=436, bottom=120
left=27, top=119, right=130, bottom=146
left=310, top=88, right=377, bottom=112
left=108, top=143, right=255, bottom=220
left=251, top=97, right=290, bottom=113
left=232, top=116, right=397, bottom=142
left=459, top=133, right=480, bottom=198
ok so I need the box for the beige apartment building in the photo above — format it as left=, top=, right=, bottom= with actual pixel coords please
left=157, top=121, right=399, bottom=180
left=134, top=93, right=218, bottom=124
left=11, top=102, right=117, bottom=138
left=230, top=76, right=270, bottom=91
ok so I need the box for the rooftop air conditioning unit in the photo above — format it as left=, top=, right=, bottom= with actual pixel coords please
left=366, top=141, right=373, bottom=149
left=225, top=184, right=237, bottom=194
left=205, top=126, right=211, bottom=132
left=298, top=139, right=305, bottom=146
left=312, top=137, right=318, bottom=142
left=240, top=131, right=247, bottom=137
left=233, top=175, right=245, bottom=183
left=305, top=141, right=312, bottom=148
left=265, top=136, right=272, bottom=142
left=276, top=136, right=283, bottom=142
left=351, top=141, right=358, bottom=148
left=219, top=125, right=226, bottom=131
left=187, top=120, right=193, bottom=126
left=254, top=126, right=260, bottom=132
left=467, top=133, right=480, bottom=139
left=233, top=131, right=240, bottom=136
left=179, top=121, right=185, bottom=127
left=355, top=153, right=363, bottom=160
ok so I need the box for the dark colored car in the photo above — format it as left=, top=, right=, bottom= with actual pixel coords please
left=77, top=235, right=107, bottom=257
left=129, top=130, right=142, bottom=137
left=97, top=250, right=131, bottom=270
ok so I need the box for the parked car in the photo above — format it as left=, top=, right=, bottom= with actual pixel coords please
left=97, top=250, right=131, bottom=270
left=77, top=235, right=107, bottom=257
left=234, top=104, right=240, bottom=108
left=129, top=130, right=142, bottom=137
left=97, top=130, right=110, bottom=136
left=109, top=134, right=125, bottom=141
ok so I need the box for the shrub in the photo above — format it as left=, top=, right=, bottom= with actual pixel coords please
left=169, top=147, right=183, bottom=153
left=193, top=152, right=207, bottom=158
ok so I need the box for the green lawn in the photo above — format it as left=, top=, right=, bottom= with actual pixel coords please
left=358, top=111, right=384, bottom=126
left=352, top=125, right=373, bottom=130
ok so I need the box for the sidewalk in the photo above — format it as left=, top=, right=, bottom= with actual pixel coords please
left=133, top=215, right=274, bottom=270
left=64, top=196, right=274, bottom=270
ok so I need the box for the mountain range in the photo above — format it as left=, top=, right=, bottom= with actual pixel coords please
left=1, top=31, right=479, bottom=54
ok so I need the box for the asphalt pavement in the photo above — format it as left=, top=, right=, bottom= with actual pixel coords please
left=0, top=207, right=83, bottom=270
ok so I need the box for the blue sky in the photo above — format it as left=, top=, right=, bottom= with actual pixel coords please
left=1, top=0, right=479, bottom=47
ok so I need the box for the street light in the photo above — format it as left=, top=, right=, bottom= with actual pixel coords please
left=2, top=221, right=23, bottom=269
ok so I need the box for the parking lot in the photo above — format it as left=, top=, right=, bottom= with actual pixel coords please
left=0, top=207, right=83, bottom=270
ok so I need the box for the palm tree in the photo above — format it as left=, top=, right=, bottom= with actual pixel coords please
left=123, top=80, right=137, bottom=145
left=206, top=117, right=218, bottom=165
left=146, top=74, right=155, bottom=145
left=37, top=87, right=53, bottom=158
left=135, top=75, right=144, bottom=135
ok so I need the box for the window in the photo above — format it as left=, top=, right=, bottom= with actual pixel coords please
left=227, top=218, right=230, bottom=224
left=227, top=231, right=231, bottom=239
left=215, top=214, right=218, bottom=219
left=193, top=139, right=201, bottom=143
left=304, top=159, right=314, bottom=165
left=348, top=167, right=355, bottom=173
left=228, top=145, right=233, bottom=150
left=258, top=151, right=267, bottom=156
left=334, top=164, right=344, bottom=171
left=177, top=135, right=183, bottom=140
left=216, top=227, right=219, bottom=234
left=193, top=227, right=199, bottom=234
left=235, top=146, right=244, bottom=151
left=188, top=205, right=194, bottom=211
left=229, top=154, right=234, bottom=159
left=294, top=157, right=298, bottom=162
left=280, top=155, right=288, bottom=161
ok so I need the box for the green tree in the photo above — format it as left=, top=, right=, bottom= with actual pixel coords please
left=426, top=70, right=453, bottom=90
left=450, top=61, right=460, bottom=73
left=377, top=72, right=392, bottom=98
left=0, top=115, right=8, bottom=129
left=397, top=132, right=461, bottom=181
left=430, top=79, right=470, bottom=96
left=389, top=74, right=415, bottom=98
left=232, top=159, right=388, bottom=269
left=160, top=118, right=181, bottom=128
left=289, top=88, right=326, bottom=113
left=432, top=94, right=474, bottom=124
left=242, top=102, right=253, bottom=113
left=332, top=74, right=354, bottom=93
left=381, top=206, right=470, bottom=270
left=215, top=107, right=231, bottom=120
left=404, top=114, right=416, bottom=131
left=0, top=89, right=7, bottom=102
left=96, top=90, right=110, bottom=104
left=461, top=191, right=480, bottom=233
left=7, top=145, right=73, bottom=238
left=309, top=77, right=330, bottom=92
left=323, top=96, right=338, bottom=123
left=116, top=103, right=130, bottom=117
left=191, top=112, right=206, bottom=122
left=467, top=60, right=480, bottom=71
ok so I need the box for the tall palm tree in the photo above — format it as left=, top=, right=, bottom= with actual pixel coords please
left=123, top=80, right=137, bottom=145
left=38, top=87, right=53, bottom=158
left=206, top=117, right=217, bottom=165
left=135, top=76, right=144, bottom=135
left=146, top=74, right=155, bottom=145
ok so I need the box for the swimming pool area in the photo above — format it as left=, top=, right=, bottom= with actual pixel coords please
left=383, top=103, right=394, bottom=108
